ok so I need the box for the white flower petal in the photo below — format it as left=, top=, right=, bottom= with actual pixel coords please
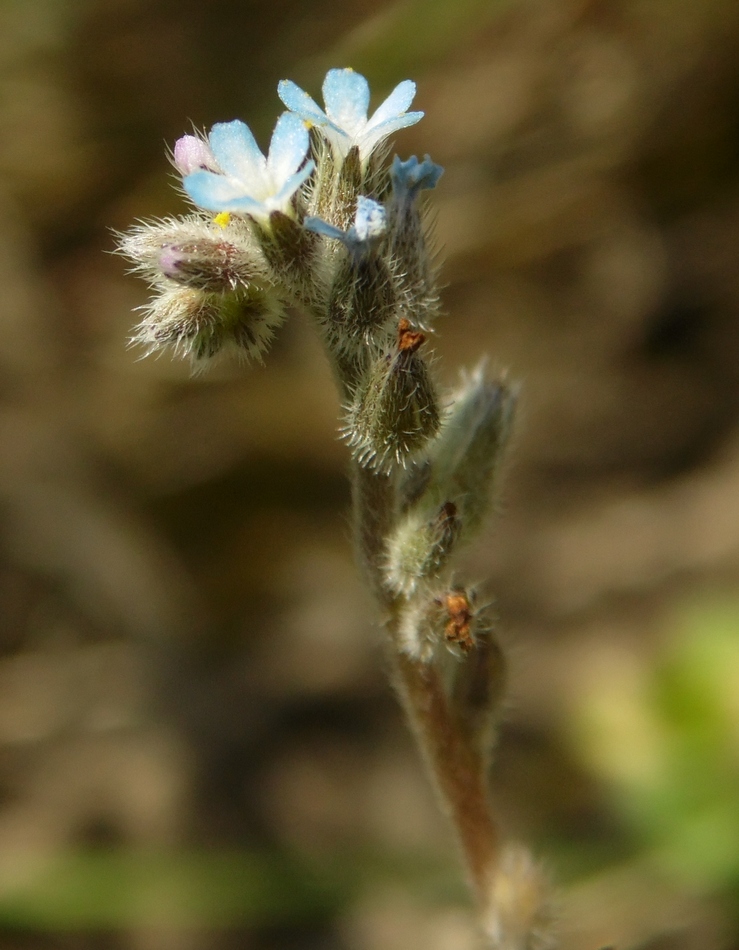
left=354, top=197, right=386, bottom=241
left=184, top=169, right=253, bottom=211
left=322, top=68, right=370, bottom=137
left=277, top=79, right=328, bottom=125
left=359, top=112, right=424, bottom=156
left=208, top=121, right=268, bottom=189
left=271, top=159, right=315, bottom=209
left=279, top=69, right=424, bottom=162
left=366, top=79, right=417, bottom=130
left=267, top=112, right=311, bottom=186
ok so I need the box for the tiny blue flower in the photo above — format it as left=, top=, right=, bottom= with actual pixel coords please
left=181, top=112, right=314, bottom=221
left=391, top=154, right=444, bottom=201
left=278, top=68, right=423, bottom=161
left=305, top=196, right=387, bottom=258
left=353, top=196, right=388, bottom=242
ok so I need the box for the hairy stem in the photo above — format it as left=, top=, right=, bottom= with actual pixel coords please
left=351, top=461, right=396, bottom=601
left=352, top=461, right=502, bottom=907
left=393, top=649, right=502, bottom=906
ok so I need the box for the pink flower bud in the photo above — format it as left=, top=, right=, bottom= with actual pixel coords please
left=173, top=135, right=216, bottom=175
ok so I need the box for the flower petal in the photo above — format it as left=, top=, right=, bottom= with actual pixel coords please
left=272, top=159, right=315, bottom=208
left=359, top=112, right=424, bottom=156
left=208, top=120, right=267, bottom=185
left=303, top=216, right=346, bottom=242
left=322, top=68, right=370, bottom=137
left=183, top=169, right=239, bottom=209
left=391, top=154, right=444, bottom=198
left=366, top=79, right=417, bottom=129
left=217, top=195, right=270, bottom=215
left=354, top=197, right=386, bottom=241
left=277, top=79, right=328, bottom=125
left=267, top=112, right=311, bottom=185
left=183, top=169, right=262, bottom=214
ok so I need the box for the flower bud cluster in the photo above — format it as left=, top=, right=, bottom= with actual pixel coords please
left=118, top=68, right=444, bottom=462
left=119, top=66, right=517, bottom=626
left=119, top=65, right=517, bottom=640
left=118, top=215, right=287, bottom=362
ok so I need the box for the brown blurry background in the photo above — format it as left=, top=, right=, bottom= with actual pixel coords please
left=1, top=0, right=739, bottom=948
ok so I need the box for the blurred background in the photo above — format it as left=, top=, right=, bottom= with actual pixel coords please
left=1, top=0, right=739, bottom=947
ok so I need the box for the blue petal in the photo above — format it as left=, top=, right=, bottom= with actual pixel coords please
left=415, top=155, right=444, bottom=189
left=322, top=68, right=370, bottom=136
left=367, top=79, right=417, bottom=127
left=353, top=197, right=386, bottom=241
left=213, top=195, right=267, bottom=215
left=392, top=154, right=444, bottom=198
left=267, top=112, right=311, bottom=184
left=272, top=159, right=315, bottom=207
left=359, top=112, right=424, bottom=155
left=304, top=216, right=346, bottom=242
left=208, top=120, right=266, bottom=183
left=277, top=79, right=328, bottom=125
left=183, top=169, right=262, bottom=214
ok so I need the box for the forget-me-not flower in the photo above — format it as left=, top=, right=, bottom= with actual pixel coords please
left=305, top=196, right=387, bottom=258
left=278, top=68, right=423, bottom=162
left=181, top=112, right=314, bottom=221
left=391, top=154, right=444, bottom=201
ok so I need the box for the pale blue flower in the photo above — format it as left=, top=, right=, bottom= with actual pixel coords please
left=353, top=196, right=387, bottom=242
left=182, top=112, right=314, bottom=220
left=278, top=68, right=423, bottom=161
left=305, top=196, right=387, bottom=257
left=391, top=154, right=444, bottom=201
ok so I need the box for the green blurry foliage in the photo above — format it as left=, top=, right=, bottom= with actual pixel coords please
left=569, top=595, right=739, bottom=902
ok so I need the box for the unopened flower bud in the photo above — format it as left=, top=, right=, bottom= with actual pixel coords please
left=345, top=319, right=441, bottom=471
left=173, top=135, right=217, bottom=175
left=386, top=155, right=444, bottom=330
left=117, top=215, right=271, bottom=292
left=158, top=239, right=256, bottom=291
left=132, top=284, right=286, bottom=363
left=414, top=364, right=517, bottom=541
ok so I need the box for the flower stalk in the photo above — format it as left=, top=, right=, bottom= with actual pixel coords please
left=118, top=65, right=554, bottom=949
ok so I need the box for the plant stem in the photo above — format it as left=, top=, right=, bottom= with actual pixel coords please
left=352, top=461, right=502, bottom=907
left=393, top=649, right=502, bottom=907
left=351, top=461, right=396, bottom=601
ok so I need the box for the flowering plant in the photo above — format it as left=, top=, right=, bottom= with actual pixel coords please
left=119, top=66, right=554, bottom=950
